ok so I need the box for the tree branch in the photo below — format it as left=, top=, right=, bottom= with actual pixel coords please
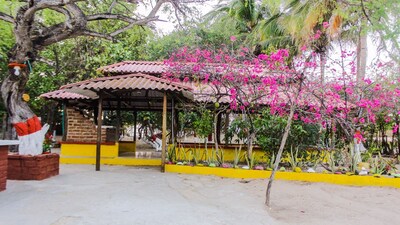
left=36, top=56, right=55, bottom=66
left=108, top=0, right=118, bottom=13
left=24, top=0, right=83, bottom=21
left=87, top=13, right=139, bottom=23
left=0, top=12, right=15, bottom=23
left=147, top=0, right=169, bottom=18
left=110, top=16, right=159, bottom=36
left=82, top=30, right=113, bottom=41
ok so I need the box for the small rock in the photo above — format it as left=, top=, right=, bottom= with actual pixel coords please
left=294, top=167, right=302, bottom=173
left=315, top=166, right=326, bottom=173
left=221, top=163, right=231, bottom=168
left=254, top=165, right=264, bottom=170
left=359, top=168, right=368, bottom=176
left=307, top=168, right=316, bottom=173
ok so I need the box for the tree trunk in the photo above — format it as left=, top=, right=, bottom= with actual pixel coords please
left=1, top=54, right=48, bottom=155
left=265, top=101, right=296, bottom=207
left=247, top=132, right=255, bottom=160
left=213, top=111, right=219, bottom=154
left=356, top=26, right=368, bottom=84
left=320, top=52, right=326, bottom=83
left=224, top=111, right=230, bottom=146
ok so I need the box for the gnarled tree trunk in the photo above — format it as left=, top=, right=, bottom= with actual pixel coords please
left=2, top=49, right=49, bottom=155
left=0, top=0, right=171, bottom=155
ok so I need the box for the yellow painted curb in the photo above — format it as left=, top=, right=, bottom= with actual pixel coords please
left=61, top=157, right=161, bottom=166
left=165, top=165, right=400, bottom=189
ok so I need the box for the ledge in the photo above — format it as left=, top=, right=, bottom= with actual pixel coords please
left=0, top=140, right=20, bottom=146
left=60, top=156, right=161, bottom=166
left=165, top=165, right=400, bottom=189
left=60, top=141, right=116, bottom=145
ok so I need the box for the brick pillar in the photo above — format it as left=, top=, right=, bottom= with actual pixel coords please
left=0, top=146, right=8, bottom=191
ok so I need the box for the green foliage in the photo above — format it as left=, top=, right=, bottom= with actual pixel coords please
left=144, top=27, right=235, bottom=60
left=245, top=152, right=257, bottom=169
left=0, top=0, right=150, bottom=123
left=225, top=115, right=252, bottom=144
left=193, top=109, right=213, bottom=139
left=306, top=150, right=325, bottom=170
left=178, top=111, right=198, bottom=133
left=369, top=153, right=387, bottom=176
left=253, top=109, right=320, bottom=154
left=102, top=111, right=135, bottom=127
left=266, top=151, right=275, bottom=170
left=167, top=144, right=177, bottom=163
left=0, top=19, right=13, bottom=82
left=233, top=146, right=243, bottom=168
left=286, top=146, right=303, bottom=171
left=137, top=112, right=162, bottom=131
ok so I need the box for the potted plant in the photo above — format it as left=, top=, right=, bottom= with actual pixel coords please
left=42, top=133, right=53, bottom=154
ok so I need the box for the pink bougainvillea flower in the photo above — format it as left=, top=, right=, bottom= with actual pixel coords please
left=313, top=30, right=322, bottom=40
left=364, top=78, right=372, bottom=85
left=230, top=36, right=237, bottom=42
left=345, top=87, right=353, bottom=95
left=323, top=22, right=329, bottom=28
left=300, top=45, right=307, bottom=51
left=393, top=124, right=399, bottom=134
left=373, top=84, right=382, bottom=91
left=258, top=54, right=268, bottom=60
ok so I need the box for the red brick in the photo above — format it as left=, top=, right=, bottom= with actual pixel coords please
left=23, top=161, right=38, bottom=168
left=8, top=160, right=21, bottom=167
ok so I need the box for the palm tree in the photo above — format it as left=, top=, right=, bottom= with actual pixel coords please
left=209, top=0, right=261, bottom=33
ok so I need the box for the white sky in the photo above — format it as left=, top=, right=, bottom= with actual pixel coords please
left=138, top=1, right=385, bottom=66
left=137, top=0, right=218, bottom=35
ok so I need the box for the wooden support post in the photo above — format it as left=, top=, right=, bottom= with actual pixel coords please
left=175, top=110, right=180, bottom=142
left=62, top=102, right=67, bottom=142
left=161, top=92, right=167, bottom=172
left=224, top=110, right=230, bottom=146
left=171, top=98, right=175, bottom=145
left=96, top=94, right=103, bottom=171
left=216, top=112, right=222, bottom=144
left=115, top=99, right=121, bottom=142
left=133, top=111, right=137, bottom=142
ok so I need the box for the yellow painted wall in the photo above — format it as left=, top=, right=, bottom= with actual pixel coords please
left=165, top=165, right=400, bottom=189
left=119, top=141, right=136, bottom=153
left=60, top=142, right=160, bottom=166
left=61, top=143, right=119, bottom=158
left=61, top=157, right=161, bottom=166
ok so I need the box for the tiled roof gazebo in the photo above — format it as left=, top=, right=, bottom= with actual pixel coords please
left=42, top=72, right=192, bottom=171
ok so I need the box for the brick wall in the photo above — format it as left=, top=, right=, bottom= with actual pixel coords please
left=0, top=146, right=7, bottom=191
left=8, top=154, right=59, bottom=180
left=66, top=107, right=112, bottom=143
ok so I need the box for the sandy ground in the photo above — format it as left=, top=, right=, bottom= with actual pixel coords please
left=0, top=165, right=399, bottom=225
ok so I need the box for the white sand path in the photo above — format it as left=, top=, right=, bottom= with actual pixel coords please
left=0, top=164, right=399, bottom=225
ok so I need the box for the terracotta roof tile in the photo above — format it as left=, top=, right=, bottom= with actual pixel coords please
left=98, top=61, right=165, bottom=75
left=60, top=73, right=191, bottom=93
left=40, top=89, right=90, bottom=100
